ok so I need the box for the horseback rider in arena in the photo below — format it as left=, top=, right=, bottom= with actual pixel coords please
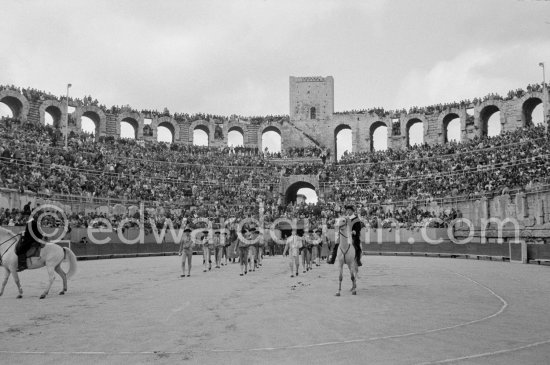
left=16, top=207, right=45, bottom=272
left=327, top=204, right=363, bottom=266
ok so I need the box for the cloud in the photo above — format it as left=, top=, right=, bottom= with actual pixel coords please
left=1, top=0, right=547, bottom=120
left=394, top=41, right=550, bottom=110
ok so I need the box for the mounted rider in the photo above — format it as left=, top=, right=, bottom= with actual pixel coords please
left=327, top=204, right=363, bottom=266
left=16, top=207, right=46, bottom=272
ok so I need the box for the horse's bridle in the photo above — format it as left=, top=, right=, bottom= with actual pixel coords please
left=338, top=225, right=350, bottom=265
left=339, top=243, right=350, bottom=265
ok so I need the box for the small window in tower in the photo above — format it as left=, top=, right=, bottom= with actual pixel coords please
left=310, top=107, right=316, bottom=119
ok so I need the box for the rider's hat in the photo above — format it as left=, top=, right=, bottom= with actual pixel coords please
left=215, top=231, right=221, bottom=235
left=344, top=204, right=355, bottom=211
left=183, top=227, right=192, bottom=232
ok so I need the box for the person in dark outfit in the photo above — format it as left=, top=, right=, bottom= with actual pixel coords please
left=16, top=210, right=45, bottom=272
left=327, top=205, right=363, bottom=266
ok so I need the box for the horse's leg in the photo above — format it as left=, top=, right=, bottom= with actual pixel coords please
left=11, top=270, right=23, bottom=299
left=336, top=262, right=343, bottom=296
left=0, top=268, right=10, bottom=296
left=54, top=264, right=67, bottom=295
left=349, top=263, right=357, bottom=295
left=40, top=265, right=56, bottom=299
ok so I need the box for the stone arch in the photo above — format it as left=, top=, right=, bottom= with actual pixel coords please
left=258, top=124, right=282, bottom=152
left=190, top=120, right=211, bottom=145
left=520, top=92, right=544, bottom=127
left=74, top=105, right=106, bottom=141
left=405, top=115, right=426, bottom=147
left=285, top=181, right=318, bottom=204
left=154, top=116, right=179, bottom=143
left=117, top=111, right=142, bottom=139
left=334, top=124, right=352, bottom=160
left=39, top=99, right=66, bottom=129
left=478, top=102, right=502, bottom=137
left=228, top=125, right=245, bottom=135
left=0, top=89, right=29, bottom=122
left=227, top=124, right=246, bottom=146
left=441, top=112, right=461, bottom=143
left=369, top=121, right=387, bottom=152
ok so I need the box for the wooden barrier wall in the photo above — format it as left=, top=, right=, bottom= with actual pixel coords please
left=3, top=226, right=550, bottom=263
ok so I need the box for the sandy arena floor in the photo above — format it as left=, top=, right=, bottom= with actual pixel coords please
left=1, top=255, right=550, bottom=365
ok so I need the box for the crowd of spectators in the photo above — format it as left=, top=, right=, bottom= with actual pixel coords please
left=282, top=146, right=325, bottom=158
left=322, top=125, right=550, bottom=205
left=1, top=82, right=549, bottom=231
left=1, top=120, right=548, bottom=228
left=0, top=124, right=281, bottom=213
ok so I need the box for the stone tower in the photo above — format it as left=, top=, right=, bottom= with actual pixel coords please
left=289, top=76, right=334, bottom=121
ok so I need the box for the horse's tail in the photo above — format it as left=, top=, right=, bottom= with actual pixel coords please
left=63, top=247, right=78, bottom=279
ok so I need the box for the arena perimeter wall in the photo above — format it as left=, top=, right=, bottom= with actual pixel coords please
left=3, top=226, right=550, bottom=264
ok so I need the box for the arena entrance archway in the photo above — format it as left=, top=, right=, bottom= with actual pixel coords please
left=285, top=181, right=317, bottom=204
left=296, top=187, right=318, bottom=204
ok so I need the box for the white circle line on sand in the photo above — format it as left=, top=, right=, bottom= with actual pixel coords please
left=209, top=269, right=509, bottom=352
left=0, top=269, right=510, bottom=356
left=416, top=338, right=550, bottom=364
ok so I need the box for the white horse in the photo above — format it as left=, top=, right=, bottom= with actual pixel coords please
left=335, top=217, right=358, bottom=296
left=0, top=227, right=77, bottom=299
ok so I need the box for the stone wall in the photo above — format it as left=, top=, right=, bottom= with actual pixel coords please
left=0, top=76, right=550, bottom=157
left=2, top=78, right=547, bottom=155
left=286, top=77, right=549, bottom=161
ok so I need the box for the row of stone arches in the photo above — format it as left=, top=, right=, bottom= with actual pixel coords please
left=332, top=95, right=543, bottom=159
left=190, top=124, right=282, bottom=152
left=0, top=89, right=545, bottom=150
left=334, top=123, right=389, bottom=161
left=404, top=96, right=544, bottom=147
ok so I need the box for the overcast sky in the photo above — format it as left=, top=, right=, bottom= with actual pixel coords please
left=1, top=0, right=548, bottom=202
left=2, top=0, right=549, bottom=116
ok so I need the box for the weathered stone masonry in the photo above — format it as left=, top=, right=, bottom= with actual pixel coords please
left=1, top=77, right=547, bottom=161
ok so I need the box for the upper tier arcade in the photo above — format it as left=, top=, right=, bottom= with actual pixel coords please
left=1, top=78, right=548, bottom=161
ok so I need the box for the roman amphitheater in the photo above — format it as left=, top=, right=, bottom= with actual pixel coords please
left=1, top=77, right=550, bottom=364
